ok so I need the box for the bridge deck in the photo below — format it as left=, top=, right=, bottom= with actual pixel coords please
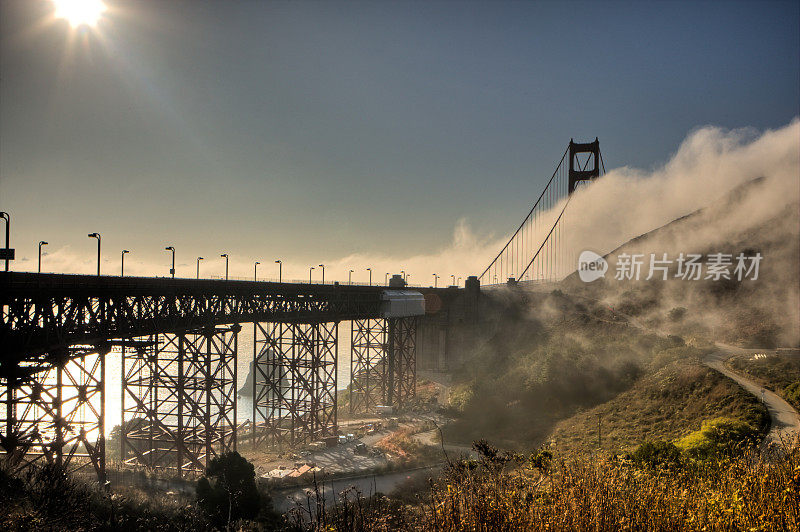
left=1, top=272, right=444, bottom=362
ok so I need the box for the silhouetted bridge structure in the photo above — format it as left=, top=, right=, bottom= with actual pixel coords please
left=0, top=139, right=602, bottom=482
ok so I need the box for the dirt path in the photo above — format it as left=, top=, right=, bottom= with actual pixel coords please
left=704, top=345, right=800, bottom=446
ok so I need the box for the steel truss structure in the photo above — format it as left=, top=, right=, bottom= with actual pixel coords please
left=350, top=319, right=388, bottom=414
left=388, top=317, right=418, bottom=406
left=1, top=345, right=105, bottom=480
left=252, top=321, right=337, bottom=449
left=1, top=272, right=384, bottom=362
left=121, top=325, right=238, bottom=477
left=350, top=317, right=418, bottom=414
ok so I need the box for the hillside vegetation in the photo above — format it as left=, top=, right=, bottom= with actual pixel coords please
left=442, top=289, right=714, bottom=450
left=550, top=360, right=769, bottom=453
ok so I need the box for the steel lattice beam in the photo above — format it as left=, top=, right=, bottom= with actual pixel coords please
left=0, top=272, right=386, bottom=362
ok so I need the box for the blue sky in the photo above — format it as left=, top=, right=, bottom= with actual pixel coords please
left=1, top=0, right=798, bottom=279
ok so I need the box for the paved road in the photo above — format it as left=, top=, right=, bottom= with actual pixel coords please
left=579, top=295, right=800, bottom=448
left=272, top=465, right=440, bottom=513
left=704, top=345, right=800, bottom=446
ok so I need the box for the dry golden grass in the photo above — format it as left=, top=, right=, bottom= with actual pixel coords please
left=414, top=441, right=800, bottom=531
left=297, top=439, right=800, bottom=531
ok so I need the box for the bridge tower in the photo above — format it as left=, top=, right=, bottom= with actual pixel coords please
left=568, top=138, right=601, bottom=194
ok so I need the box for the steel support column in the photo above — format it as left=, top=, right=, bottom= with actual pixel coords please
left=121, top=325, right=238, bottom=477
left=0, top=346, right=106, bottom=481
left=253, top=322, right=337, bottom=449
left=390, top=317, right=418, bottom=407
left=350, top=319, right=388, bottom=414
left=387, top=317, right=418, bottom=407
left=349, top=316, right=417, bottom=413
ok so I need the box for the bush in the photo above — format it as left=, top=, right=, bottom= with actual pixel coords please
left=784, top=381, right=800, bottom=410
left=676, top=417, right=759, bottom=458
left=196, top=451, right=261, bottom=527
left=630, top=440, right=682, bottom=469
left=668, top=307, right=687, bottom=321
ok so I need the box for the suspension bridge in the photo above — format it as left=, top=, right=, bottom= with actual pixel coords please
left=0, top=138, right=603, bottom=482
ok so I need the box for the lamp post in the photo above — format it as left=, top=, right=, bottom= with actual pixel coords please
left=384, top=272, right=388, bottom=286
left=38, top=241, right=48, bottom=273
left=254, top=261, right=260, bottom=281
left=165, top=246, right=175, bottom=278
left=433, top=273, right=438, bottom=288
left=348, top=269, right=354, bottom=285
left=121, top=249, right=129, bottom=276
left=319, top=264, right=325, bottom=284
left=400, top=270, right=405, bottom=281
left=451, top=274, right=455, bottom=286
left=309, top=266, right=315, bottom=284
left=407, top=274, right=412, bottom=285
left=275, top=260, right=282, bottom=282
left=88, top=233, right=101, bottom=275
left=457, top=276, right=462, bottom=286
left=0, top=212, right=10, bottom=271
left=197, top=257, right=204, bottom=279
left=221, top=253, right=229, bottom=280
left=367, top=268, right=372, bottom=286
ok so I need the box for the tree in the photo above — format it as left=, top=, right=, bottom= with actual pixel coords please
left=196, top=451, right=260, bottom=527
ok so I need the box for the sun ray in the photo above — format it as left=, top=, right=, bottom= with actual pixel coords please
left=53, top=0, right=106, bottom=28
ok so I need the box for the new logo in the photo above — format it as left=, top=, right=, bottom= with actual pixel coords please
left=578, top=250, right=608, bottom=282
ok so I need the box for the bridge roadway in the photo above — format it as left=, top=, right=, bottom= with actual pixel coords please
left=0, top=271, right=441, bottom=363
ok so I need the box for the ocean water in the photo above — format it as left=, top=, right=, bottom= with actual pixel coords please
left=104, top=321, right=354, bottom=435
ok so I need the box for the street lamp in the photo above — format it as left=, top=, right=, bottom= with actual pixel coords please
left=0, top=212, right=11, bottom=272
left=319, top=264, right=325, bottom=284
left=384, top=272, right=389, bottom=286
left=451, top=274, right=456, bottom=286
left=197, top=257, right=204, bottom=279
left=88, top=233, right=101, bottom=275
left=432, top=273, right=438, bottom=288
left=254, top=261, right=260, bottom=281
left=309, top=266, right=315, bottom=284
left=407, top=274, right=412, bottom=285
left=275, top=260, right=282, bottom=282
left=400, top=270, right=405, bottom=281
left=367, top=268, right=372, bottom=286
left=38, top=241, right=48, bottom=273
left=457, top=276, right=462, bottom=286
left=348, top=269, right=354, bottom=285
left=221, top=253, right=229, bottom=280
left=121, top=249, right=129, bottom=277
left=165, top=246, right=175, bottom=278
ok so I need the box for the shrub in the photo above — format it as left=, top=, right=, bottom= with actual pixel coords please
left=196, top=451, right=260, bottom=527
left=668, top=307, right=687, bottom=321
left=676, top=417, right=759, bottom=458
left=630, top=440, right=682, bottom=469
left=784, top=381, right=800, bottom=410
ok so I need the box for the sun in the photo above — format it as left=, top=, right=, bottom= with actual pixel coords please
left=53, top=0, right=107, bottom=28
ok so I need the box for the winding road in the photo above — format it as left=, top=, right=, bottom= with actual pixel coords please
left=704, top=345, right=800, bottom=446
left=587, top=295, right=800, bottom=448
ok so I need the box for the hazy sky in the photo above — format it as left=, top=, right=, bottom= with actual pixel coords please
left=1, top=0, right=798, bottom=281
